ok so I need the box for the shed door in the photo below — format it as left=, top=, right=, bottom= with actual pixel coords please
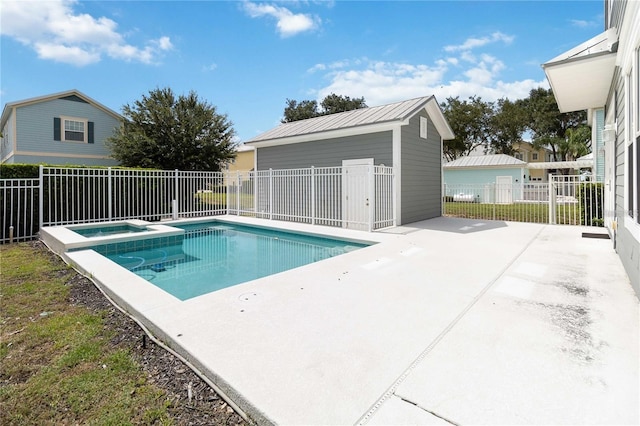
left=342, top=159, right=374, bottom=231
left=496, top=176, right=513, bottom=204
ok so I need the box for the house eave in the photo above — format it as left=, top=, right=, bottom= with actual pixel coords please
left=542, top=28, right=618, bottom=113
left=527, top=159, right=594, bottom=169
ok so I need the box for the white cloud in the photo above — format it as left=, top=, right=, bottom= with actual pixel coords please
left=307, top=59, right=353, bottom=73
left=570, top=17, right=600, bottom=28
left=309, top=29, right=543, bottom=106
left=243, top=2, right=320, bottom=37
left=0, top=0, right=172, bottom=66
left=311, top=48, right=546, bottom=108
left=444, top=31, right=514, bottom=52
left=202, top=63, right=218, bottom=72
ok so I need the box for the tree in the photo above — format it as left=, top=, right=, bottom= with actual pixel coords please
left=440, top=96, right=492, bottom=161
left=489, top=98, right=528, bottom=156
left=559, top=126, right=591, bottom=161
left=320, top=93, right=367, bottom=115
left=108, top=88, right=236, bottom=171
left=282, top=99, right=319, bottom=123
left=524, top=88, right=587, bottom=161
left=282, top=93, right=367, bottom=123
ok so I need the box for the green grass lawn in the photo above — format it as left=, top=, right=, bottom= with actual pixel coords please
left=443, top=202, right=591, bottom=225
left=0, top=244, right=173, bottom=425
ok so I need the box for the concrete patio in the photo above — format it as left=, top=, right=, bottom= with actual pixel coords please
left=63, top=217, right=639, bottom=425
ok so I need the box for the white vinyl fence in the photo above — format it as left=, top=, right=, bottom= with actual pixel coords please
left=443, top=175, right=604, bottom=226
left=2, top=165, right=396, bottom=242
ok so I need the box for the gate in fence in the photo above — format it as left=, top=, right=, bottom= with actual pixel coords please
left=1, top=165, right=395, bottom=243
left=443, top=174, right=604, bottom=226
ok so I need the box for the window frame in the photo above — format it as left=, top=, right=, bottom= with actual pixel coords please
left=60, top=116, right=88, bottom=143
left=419, top=116, right=428, bottom=139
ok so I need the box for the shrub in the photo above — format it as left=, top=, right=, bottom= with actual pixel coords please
left=578, top=182, right=604, bottom=227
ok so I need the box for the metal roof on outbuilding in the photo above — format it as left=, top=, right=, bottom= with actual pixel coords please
left=443, top=154, right=526, bottom=168
left=246, top=95, right=454, bottom=146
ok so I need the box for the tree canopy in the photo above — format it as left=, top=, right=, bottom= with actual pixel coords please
left=523, top=87, right=588, bottom=161
left=441, top=88, right=589, bottom=161
left=108, top=88, right=236, bottom=171
left=440, top=96, right=492, bottom=161
left=282, top=93, right=367, bottom=123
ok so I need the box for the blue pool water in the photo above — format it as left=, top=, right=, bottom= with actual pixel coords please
left=92, top=221, right=368, bottom=300
left=72, top=223, right=146, bottom=238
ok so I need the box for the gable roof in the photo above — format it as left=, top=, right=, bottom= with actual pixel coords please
left=444, top=154, right=526, bottom=168
left=1, top=89, right=122, bottom=128
left=246, top=95, right=454, bottom=147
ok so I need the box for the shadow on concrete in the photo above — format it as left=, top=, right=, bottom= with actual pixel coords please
left=382, top=216, right=511, bottom=235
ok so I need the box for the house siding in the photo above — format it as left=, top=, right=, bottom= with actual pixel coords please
left=255, top=131, right=393, bottom=170
left=400, top=111, right=442, bottom=224
left=14, top=98, right=119, bottom=165
left=606, top=0, right=626, bottom=30
left=1, top=109, right=15, bottom=162
left=608, top=0, right=640, bottom=296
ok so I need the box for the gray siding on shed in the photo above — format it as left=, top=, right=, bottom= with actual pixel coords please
left=14, top=97, right=120, bottom=165
left=255, top=131, right=393, bottom=170
left=400, top=111, right=442, bottom=224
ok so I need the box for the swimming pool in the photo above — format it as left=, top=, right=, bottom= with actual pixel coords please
left=89, top=221, right=369, bottom=300
left=70, top=222, right=148, bottom=238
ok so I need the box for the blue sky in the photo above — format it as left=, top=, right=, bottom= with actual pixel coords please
left=1, top=0, right=604, bottom=143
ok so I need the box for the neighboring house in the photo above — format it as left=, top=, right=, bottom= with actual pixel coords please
left=1, top=89, right=121, bottom=166
left=225, top=144, right=255, bottom=174
left=245, top=95, right=454, bottom=225
left=443, top=154, right=529, bottom=203
left=224, top=144, right=255, bottom=185
left=513, top=142, right=553, bottom=181
left=543, top=0, right=639, bottom=295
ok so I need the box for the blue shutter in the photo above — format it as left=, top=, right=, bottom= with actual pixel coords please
left=88, top=121, right=94, bottom=144
left=53, top=117, right=61, bottom=141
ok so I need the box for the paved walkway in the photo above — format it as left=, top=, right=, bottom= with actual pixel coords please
left=67, top=217, right=639, bottom=425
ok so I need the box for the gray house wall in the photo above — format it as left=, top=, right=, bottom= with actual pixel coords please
left=9, top=97, right=120, bottom=166
left=1, top=110, right=15, bottom=161
left=255, top=131, right=393, bottom=169
left=608, top=0, right=639, bottom=296
left=400, top=111, right=442, bottom=224
left=613, top=75, right=640, bottom=295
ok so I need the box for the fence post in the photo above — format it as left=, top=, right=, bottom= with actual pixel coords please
left=173, top=169, right=179, bottom=219
left=269, top=169, right=273, bottom=220
left=107, top=167, right=113, bottom=222
left=368, top=164, right=375, bottom=232
left=38, top=165, right=44, bottom=230
left=492, top=183, right=496, bottom=221
left=548, top=174, right=556, bottom=224
left=226, top=171, right=230, bottom=215
left=311, top=166, right=315, bottom=225
left=236, top=171, right=240, bottom=214
left=442, top=183, right=446, bottom=216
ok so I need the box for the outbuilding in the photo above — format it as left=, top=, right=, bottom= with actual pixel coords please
left=245, top=95, right=454, bottom=226
left=443, top=154, right=529, bottom=203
